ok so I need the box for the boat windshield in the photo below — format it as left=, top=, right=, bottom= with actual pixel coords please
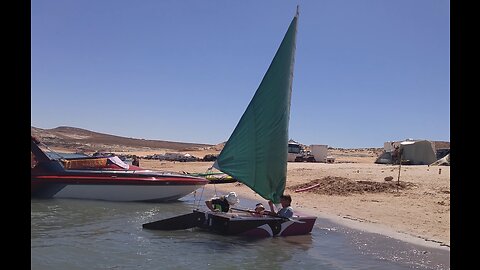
left=288, top=143, right=301, bottom=154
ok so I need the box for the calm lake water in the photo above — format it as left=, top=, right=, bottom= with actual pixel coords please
left=31, top=193, right=450, bottom=270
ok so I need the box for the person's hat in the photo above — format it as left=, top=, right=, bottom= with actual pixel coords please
left=255, top=203, right=265, bottom=212
left=225, top=192, right=239, bottom=205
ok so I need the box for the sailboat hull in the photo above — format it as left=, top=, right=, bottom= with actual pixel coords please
left=143, top=209, right=316, bottom=237
left=196, top=210, right=316, bottom=237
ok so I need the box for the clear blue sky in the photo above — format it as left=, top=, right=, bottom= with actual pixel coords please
left=31, top=0, right=450, bottom=148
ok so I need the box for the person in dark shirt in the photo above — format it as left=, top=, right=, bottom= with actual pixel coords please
left=205, top=192, right=239, bottom=212
left=132, top=156, right=140, bottom=166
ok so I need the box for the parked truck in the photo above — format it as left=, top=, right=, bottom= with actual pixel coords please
left=287, top=141, right=302, bottom=162
left=288, top=141, right=334, bottom=163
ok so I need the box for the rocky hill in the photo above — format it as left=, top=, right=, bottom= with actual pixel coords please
left=31, top=126, right=216, bottom=154
left=31, top=126, right=449, bottom=160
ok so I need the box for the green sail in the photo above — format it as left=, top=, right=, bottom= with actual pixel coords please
left=214, top=12, right=298, bottom=204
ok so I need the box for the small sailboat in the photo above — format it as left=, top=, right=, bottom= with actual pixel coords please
left=143, top=7, right=317, bottom=237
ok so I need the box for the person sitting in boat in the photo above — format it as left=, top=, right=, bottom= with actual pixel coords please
left=268, top=194, right=293, bottom=218
left=132, top=156, right=140, bottom=166
left=205, top=191, right=239, bottom=212
left=251, top=203, right=266, bottom=217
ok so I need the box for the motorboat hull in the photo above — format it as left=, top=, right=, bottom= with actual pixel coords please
left=31, top=137, right=208, bottom=202
left=31, top=169, right=208, bottom=202
left=32, top=179, right=207, bottom=202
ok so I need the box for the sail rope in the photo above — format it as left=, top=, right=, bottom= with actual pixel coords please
left=194, top=186, right=206, bottom=209
left=193, top=181, right=219, bottom=210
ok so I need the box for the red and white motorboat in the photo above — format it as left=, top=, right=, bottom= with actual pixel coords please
left=31, top=136, right=208, bottom=202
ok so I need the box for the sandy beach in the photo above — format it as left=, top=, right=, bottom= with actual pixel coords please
left=134, top=149, right=449, bottom=251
